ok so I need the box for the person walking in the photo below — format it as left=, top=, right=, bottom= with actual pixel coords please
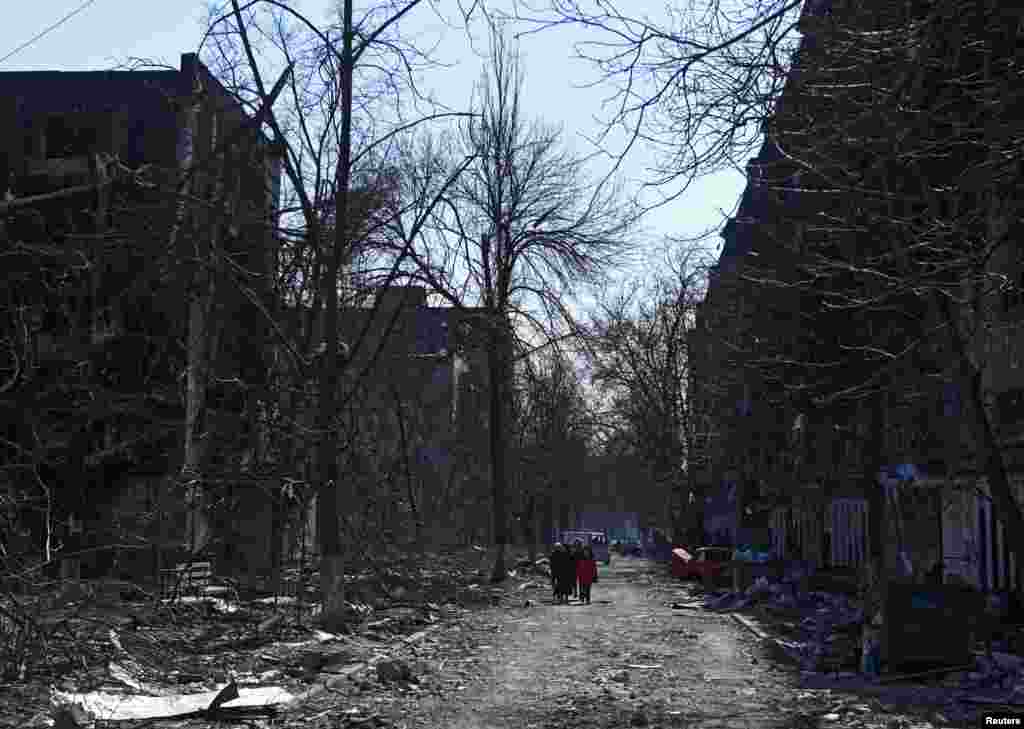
left=569, top=540, right=583, bottom=600
left=576, top=545, right=598, bottom=605
left=558, top=544, right=577, bottom=603
left=549, top=543, right=567, bottom=603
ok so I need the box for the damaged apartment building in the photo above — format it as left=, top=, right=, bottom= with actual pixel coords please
left=688, top=0, right=1024, bottom=597
left=280, top=284, right=506, bottom=553
left=0, top=51, right=508, bottom=591
left=0, top=53, right=283, bottom=586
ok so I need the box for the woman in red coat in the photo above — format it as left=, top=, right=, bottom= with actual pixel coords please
left=576, top=545, right=598, bottom=604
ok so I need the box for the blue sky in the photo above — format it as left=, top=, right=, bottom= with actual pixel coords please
left=1, top=0, right=743, bottom=277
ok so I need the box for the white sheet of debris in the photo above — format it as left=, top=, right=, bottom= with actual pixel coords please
left=52, top=685, right=294, bottom=721
left=255, top=595, right=298, bottom=605
left=175, top=595, right=239, bottom=613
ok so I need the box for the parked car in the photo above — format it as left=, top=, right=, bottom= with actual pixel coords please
left=670, top=547, right=693, bottom=578
left=672, top=547, right=733, bottom=581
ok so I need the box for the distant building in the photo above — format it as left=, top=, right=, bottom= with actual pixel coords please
left=281, top=285, right=507, bottom=552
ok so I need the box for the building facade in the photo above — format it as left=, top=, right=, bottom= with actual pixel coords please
left=688, top=0, right=1024, bottom=594
left=0, top=53, right=282, bottom=583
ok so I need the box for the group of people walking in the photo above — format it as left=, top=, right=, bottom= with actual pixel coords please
left=549, top=540, right=598, bottom=604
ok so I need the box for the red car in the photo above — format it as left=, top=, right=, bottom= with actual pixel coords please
left=672, top=547, right=733, bottom=581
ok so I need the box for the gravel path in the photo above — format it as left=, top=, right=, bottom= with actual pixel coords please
left=294, top=559, right=974, bottom=728
left=383, top=559, right=801, bottom=729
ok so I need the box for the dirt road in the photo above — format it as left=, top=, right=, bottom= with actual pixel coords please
left=7, top=554, right=976, bottom=727
left=375, top=558, right=798, bottom=729
left=293, top=558, right=967, bottom=728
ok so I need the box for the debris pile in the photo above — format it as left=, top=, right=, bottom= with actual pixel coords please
left=676, top=567, right=1024, bottom=710
left=695, top=579, right=864, bottom=672
left=0, top=546, right=545, bottom=728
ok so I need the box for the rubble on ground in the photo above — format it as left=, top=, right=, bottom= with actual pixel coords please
left=699, top=577, right=864, bottom=672
left=0, top=547, right=547, bottom=728
left=674, top=567, right=1024, bottom=710
left=376, top=658, right=416, bottom=684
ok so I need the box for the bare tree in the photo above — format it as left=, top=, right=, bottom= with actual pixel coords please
left=579, top=242, right=710, bottom=541
left=382, top=21, right=636, bottom=581
left=512, top=0, right=805, bottom=204
left=514, top=346, right=592, bottom=560
left=523, top=0, right=1024, bottom=573
left=202, top=0, right=482, bottom=627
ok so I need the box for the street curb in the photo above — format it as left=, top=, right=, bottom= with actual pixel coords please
left=730, top=612, right=771, bottom=640
left=730, top=612, right=803, bottom=668
left=288, top=624, right=443, bottom=709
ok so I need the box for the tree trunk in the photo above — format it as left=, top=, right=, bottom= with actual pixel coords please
left=317, top=0, right=355, bottom=632
left=390, top=383, right=421, bottom=545
left=933, top=292, right=1024, bottom=583
left=558, top=498, right=570, bottom=532
left=952, top=336, right=1024, bottom=576
left=861, top=389, right=887, bottom=676
left=544, top=491, right=555, bottom=548
left=532, top=496, right=545, bottom=563
left=523, top=492, right=536, bottom=562
left=185, top=89, right=237, bottom=560
left=183, top=215, right=218, bottom=556
left=271, top=384, right=302, bottom=596
left=171, top=77, right=211, bottom=557
left=487, top=325, right=508, bottom=583
left=268, top=487, right=283, bottom=596
left=734, top=474, right=746, bottom=549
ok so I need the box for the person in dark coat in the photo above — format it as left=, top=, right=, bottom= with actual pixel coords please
left=576, top=545, right=598, bottom=604
left=569, top=540, right=584, bottom=599
left=549, top=543, right=566, bottom=602
left=556, top=543, right=576, bottom=603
